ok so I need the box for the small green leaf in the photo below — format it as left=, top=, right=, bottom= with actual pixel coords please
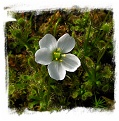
left=72, top=91, right=79, bottom=99
left=9, top=84, right=15, bottom=95
left=28, top=36, right=40, bottom=42
left=82, top=91, right=92, bottom=100
left=40, top=101, right=47, bottom=110
left=50, top=85, right=56, bottom=90
left=96, top=81, right=101, bottom=87
left=28, top=101, right=39, bottom=109
left=77, top=49, right=84, bottom=58
left=12, top=29, right=22, bottom=39
left=84, top=92, right=93, bottom=97
left=102, top=84, right=109, bottom=92
left=96, top=40, right=106, bottom=50
left=82, top=94, right=87, bottom=101
left=102, top=65, right=113, bottom=79
left=72, top=88, right=81, bottom=99
left=85, top=56, right=95, bottom=68
left=15, top=83, right=26, bottom=89
left=96, top=64, right=101, bottom=71
left=28, top=57, right=36, bottom=68
left=17, top=18, right=26, bottom=27
left=101, top=23, right=111, bottom=32
left=84, top=81, right=92, bottom=90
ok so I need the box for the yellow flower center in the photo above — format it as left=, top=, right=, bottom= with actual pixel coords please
left=54, top=52, right=61, bottom=60
left=53, top=48, right=66, bottom=61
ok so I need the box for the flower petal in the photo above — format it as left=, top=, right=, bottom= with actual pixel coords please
left=39, top=34, right=57, bottom=51
left=57, top=33, right=75, bottom=53
left=35, top=48, right=52, bottom=65
left=61, top=54, right=81, bottom=72
left=48, top=61, right=66, bottom=80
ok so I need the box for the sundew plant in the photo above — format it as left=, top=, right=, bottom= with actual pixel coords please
left=6, top=8, right=114, bottom=114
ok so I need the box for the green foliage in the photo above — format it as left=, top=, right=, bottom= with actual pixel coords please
left=101, top=23, right=112, bottom=32
left=17, top=18, right=26, bottom=26
left=82, top=91, right=92, bottom=101
left=93, top=96, right=106, bottom=109
left=6, top=9, right=114, bottom=114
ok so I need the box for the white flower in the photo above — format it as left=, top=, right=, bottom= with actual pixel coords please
left=35, top=33, right=81, bottom=80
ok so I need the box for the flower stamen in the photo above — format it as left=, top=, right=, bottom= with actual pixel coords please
left=55, top=58, right=58, bottom=61
left=61, top=54, right=66, bottom=57
left=54, top=52, right=56, bottom=54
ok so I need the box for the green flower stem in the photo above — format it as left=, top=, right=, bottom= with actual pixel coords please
left=84, top=21, right=91, bottom=55
left=45, top=79, right=51, bottom=108
left=91, top=67, right=97, bottom=84
left=82, top=57, right=97, bottom=87
left=53, top=18, right=61, bottom=36
left=81, top=58, right=91, bottom=77
left=92, top=41, right=110, bottom=88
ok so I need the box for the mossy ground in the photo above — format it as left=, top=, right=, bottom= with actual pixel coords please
left=6, top=8, right=114, bottom=114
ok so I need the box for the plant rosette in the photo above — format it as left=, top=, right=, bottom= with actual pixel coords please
left=35, top=33, right=81, bottom=80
